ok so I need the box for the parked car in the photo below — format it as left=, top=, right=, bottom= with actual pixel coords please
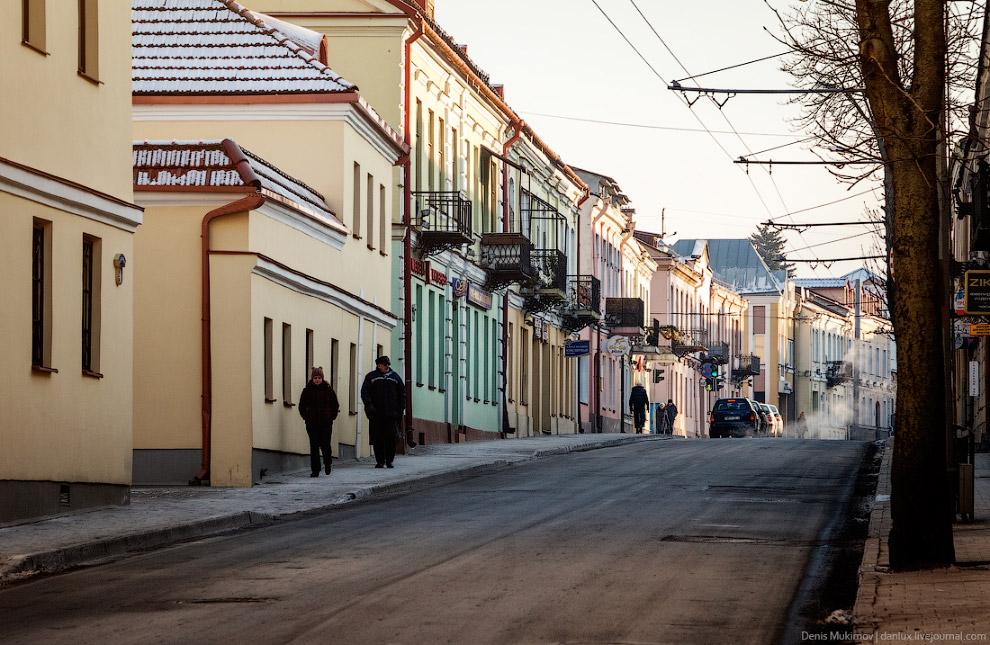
left=757, top=402, right=777, bottom=437
left=709, top=398, right=761, bottom=438
left=768, top=405, right=783, bottom=437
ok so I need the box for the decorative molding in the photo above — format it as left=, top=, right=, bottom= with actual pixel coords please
left=252, top=256, right=398, bottom=329
left=0, top=158, right=143, bottom=233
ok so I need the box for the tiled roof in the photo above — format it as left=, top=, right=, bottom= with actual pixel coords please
left=132, top=0, right=354, bottom=95
left=133, top=139, right=340, bottom=223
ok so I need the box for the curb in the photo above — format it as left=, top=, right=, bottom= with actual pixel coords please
left=853, top=439, right=892, bottom=630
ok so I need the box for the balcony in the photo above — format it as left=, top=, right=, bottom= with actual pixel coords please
left=480, top=233, right=536, bottom=289
left=826, top=360, right=852, bottom=388
left=604, top=298, right=644, bottom=335
left=413, top=191, right=473, bottom=256
left=732, top=354, right=761, bottom=376
left=706, top=341, right=730, bottom=364
left=672, top=328, right=708, bottom=357
left=529, top=249, right=567, bottom=300
left=567, top=275, right=601, bottom=320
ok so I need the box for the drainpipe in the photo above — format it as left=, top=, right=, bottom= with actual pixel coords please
left=195, top=190, right=265, bottom=485
left=401, top=23, right=424, bottom=446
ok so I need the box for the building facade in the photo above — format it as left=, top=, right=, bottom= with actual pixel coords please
left=1, top=1, right=143, bottom=521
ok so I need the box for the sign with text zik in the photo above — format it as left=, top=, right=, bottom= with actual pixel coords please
left=965, top=270, right=990, bottom=314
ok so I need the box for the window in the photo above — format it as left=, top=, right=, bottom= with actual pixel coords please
left=578, top=355, right=589, bottom=404
left=352, top=162, right=361, bottom=238
left=427, top=109, right=435, bottom=192
left=22, top=0, right=46, bottom=53
left=377, top=344, right=383, bottom=361
left=428, top=290, right=436, bottom=387
left=415, top=284, right=423, bottom=384
left=414, top=99, right=423, bottom=191
left=438, top=295, right=446, bottom=391
left=482, top=315, right=489, bottom=401
left=379, top=184, right=387, bottom=254
left=520, top=328, right=529, bottom=405
left=282, top=324, right=292, bottom=405
left=77, top=0, right=99, bottom=82
left=264, top=318, right=274, bottom=401
left=348, top=343, right=357, bottom=413
left=305, top=328, right=314, bottom=383
left=473, top=310, right=480, bottom=399
left=330, top=338, right=339, bottom=392
left=753, top=306, right=766, bottom=334
left=81, top=235, right=101, bottom=375
left=366, top=173, right=375, bottom=250
left=32, top=219, right=52, bottom=369
left=506, top=323, right=513, bottom=401
left=438, top=118, right=445, bottom=189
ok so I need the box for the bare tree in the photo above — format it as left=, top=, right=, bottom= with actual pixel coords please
left=771, top=0, right=975, bottom=568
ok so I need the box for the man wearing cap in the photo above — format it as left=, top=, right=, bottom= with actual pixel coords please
left=360, top=356, right=407, bottom=468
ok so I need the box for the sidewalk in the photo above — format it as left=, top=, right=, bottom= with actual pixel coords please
left=0, top=433, right=655, bottom=586
left=853, top=442, right=990, bottom=642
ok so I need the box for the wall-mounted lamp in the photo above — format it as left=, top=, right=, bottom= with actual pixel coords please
left=113, top=254, right=126, bottom=286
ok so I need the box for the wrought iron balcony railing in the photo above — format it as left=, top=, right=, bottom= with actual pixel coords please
left=732, top=354, right=761, bottom=376
left=604, top=297, right=644, bottom=329
left=530, top=248, right=567, bottom=298
left=706, top=341, right=730, bottom=364
left=480, top=233, right=536, bottom=287
left=413, top=191, right=473, bottom=254
left=826, top=360, right=852, bottom=388
left=567, top=274, right=601, bottom=319
left=672, top=328, right=709, bottom=357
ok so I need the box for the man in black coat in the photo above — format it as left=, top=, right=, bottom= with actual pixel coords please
left=361, top=356, right=406, bottom=468
left=629, top=384, right=649, bottom=434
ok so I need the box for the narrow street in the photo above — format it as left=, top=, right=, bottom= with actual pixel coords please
left=0, top=439, right=868, bottom=645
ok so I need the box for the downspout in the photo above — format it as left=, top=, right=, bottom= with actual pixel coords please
left=196, top=190, right=265, bottom=485
left=500, top=118, right=524, bottom=436
left=402, top=22, right=424, bottom=445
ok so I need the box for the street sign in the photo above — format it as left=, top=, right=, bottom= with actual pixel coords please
left=565, top=339, right=591, bottom=357
left=970, top=360, right=980, bottom=397
left=701, top=362, right=714, bottom=378
left=970, top=324, right=990, bottom=336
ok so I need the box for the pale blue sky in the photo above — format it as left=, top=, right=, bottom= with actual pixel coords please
left=434, top=0, right=886, bottom=279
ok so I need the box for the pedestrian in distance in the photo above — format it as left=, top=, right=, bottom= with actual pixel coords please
left=298, top=366, right=339, bottom=477
left=629, top=383, right=649, bottom=434
left=361, top=356, right=406, bottom=468
left=656, top=402, right=667, bottom=434
left=665, top=399, right=678, bottom=435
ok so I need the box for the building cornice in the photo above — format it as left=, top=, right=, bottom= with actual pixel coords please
left=1, top=156, right=143, bottom=232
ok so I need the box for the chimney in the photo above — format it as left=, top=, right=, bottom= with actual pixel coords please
left=492, top=84, right=504, bottom=100
left=457, top=44, right=468, bottom=56
left=413, top=0, right=435, bottom=19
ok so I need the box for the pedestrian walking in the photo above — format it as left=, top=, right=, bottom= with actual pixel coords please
left=298, top=366, right=339, bottom=477
left=629, top=383, right=649, bottom=433
left=361, top=356, right=406, bottom=468
left=656, top=403, right=668, bottom=434
left=664, top=399, right=678, bottom=435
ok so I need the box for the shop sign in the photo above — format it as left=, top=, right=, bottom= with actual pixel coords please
left=532, top=317, right=549, bottom=343
left=408, top=257, right=427, bottom=279
left=451, top=277, right=468, bottom=298
left=430, top=268, right=448, bottom=286
left=467, top=283, right=492, bottom=310
left=970, top=324, right=990, bottom=336
left=965, top=270, right=990, bottom=314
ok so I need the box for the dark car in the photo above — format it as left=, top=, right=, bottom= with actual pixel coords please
left=709, top=398, right=761, bottom=438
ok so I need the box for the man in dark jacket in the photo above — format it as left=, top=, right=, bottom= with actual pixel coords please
left=361, top=356, right=406, bottom=468
left=298, top=366, right=339, bottom=476
left=629, top=384, right=649, bottom=433
left=665, top=399, right=678, bottom=435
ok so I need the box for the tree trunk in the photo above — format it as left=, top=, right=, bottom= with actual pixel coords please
left=855, top=0, right=955, bottom=568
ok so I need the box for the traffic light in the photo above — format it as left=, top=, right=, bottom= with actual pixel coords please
left=705, top=377, right=715, bottom=391
left=715, top=377, right=725, bottom=390
left=710, top=363, right=719, bottom=379
left=654, top=369, right=665, bottom=383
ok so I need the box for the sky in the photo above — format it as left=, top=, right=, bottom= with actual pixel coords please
left=434, top=0, right=887, bottom=280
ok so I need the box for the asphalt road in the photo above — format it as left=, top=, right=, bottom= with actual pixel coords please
left=0, top=438, right=868, bottom=645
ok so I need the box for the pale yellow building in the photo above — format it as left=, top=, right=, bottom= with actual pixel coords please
left=130, top=2, right=405, bottom=486
left=1, top=1, right=142, bottom=521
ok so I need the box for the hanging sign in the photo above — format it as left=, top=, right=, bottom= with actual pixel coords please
left=451, top=277, right=468, bottom=298
left=467, top=283, right=492, bottom=310
left=604, top=335, right=632, bottom=356
left=964, top=270, right=990, bottom=314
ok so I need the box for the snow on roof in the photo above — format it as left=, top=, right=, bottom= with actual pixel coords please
left=674, top=239, right=784, bottom=294
left=133, top=139, right=340, bottom=224
left=132, top=0, right=354, bottom=95
left=793, top=278, right=849, bottom=289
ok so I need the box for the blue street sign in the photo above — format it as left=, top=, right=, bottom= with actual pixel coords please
left=565, top=340, right=591, bottom=357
